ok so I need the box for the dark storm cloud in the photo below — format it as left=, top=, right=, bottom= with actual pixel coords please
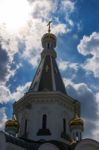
left=67, top=83, right=98, bottom=119
left=0, top=45, right=9, bottom=81
left=84, top=121, right=96, bottom=138
left=66, top=83, right=98, bottom=137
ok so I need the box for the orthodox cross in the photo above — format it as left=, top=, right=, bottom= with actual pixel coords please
left=47, top=21, right=52, bottom=33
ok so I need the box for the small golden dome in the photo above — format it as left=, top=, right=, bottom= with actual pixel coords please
left=5, top=115, right=19, bottom=129
left=69, top=114, right=84, bottom=127
left=41, top=32, right=56, bottom=49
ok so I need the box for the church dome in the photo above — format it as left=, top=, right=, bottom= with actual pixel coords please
left=5, top=119, right=19, bottom=128
left=5, top=115, right=19, bottom=134
left=41, top=32, right=56, bottom=49
left=69, top=114, right=84, bottom=127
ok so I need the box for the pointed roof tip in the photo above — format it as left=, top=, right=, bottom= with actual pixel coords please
left=28, top=55, right=67, bottom=95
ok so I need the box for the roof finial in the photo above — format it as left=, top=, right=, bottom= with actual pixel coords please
left=74, top=101, right=80, bottom=117
left=47, top=21, right=52, bottom=33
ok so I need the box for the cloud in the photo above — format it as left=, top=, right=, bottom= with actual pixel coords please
left=0, top=82, right=30, bottom=104
left=0, top=25, right=19, bottom=60
left=52, top=23, right=69, bottom=35
left=11, top=82, right=31, bottom=101
left=30, top=0, right=55, bottom=19
left=0, top=107, right=7, bottom=130
left=63, top=78, right=99, bottom=140
left=77, top=32, right=99, bottom=78
left=0, top=42, right=22, bottom=84
left=0, top=27, right=22, bottom=83
left=59, top=60, right=79, bottom=71
left=58, top=60, right=79, bottom=79
left=62, top=0, right=75, bottom=13
left=0, top=85, right=11, bottom=104
left=0, top=46, right=9, bottom=82
left=61, top=0, right=75, bottom=29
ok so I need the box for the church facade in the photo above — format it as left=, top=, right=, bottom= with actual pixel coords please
left=0, top=24, right=99, bottom=150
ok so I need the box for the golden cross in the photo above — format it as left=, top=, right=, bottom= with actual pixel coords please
left=47, top=21, right=52, bottom=33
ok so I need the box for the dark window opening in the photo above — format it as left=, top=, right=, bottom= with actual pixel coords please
left=37, top=114, right=51, bottom=136
left=42, top=114, right=47, bottom=129
left=63, top=118, right=66, bottom=133
left=24, top=119, right=27, bottom=137
left=61, top=118, right=68, bottom=139
left=76, top=132, right=78, bottom=137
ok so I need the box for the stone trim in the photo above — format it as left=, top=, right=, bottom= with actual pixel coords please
left=13, top=92, right=79, bottom=114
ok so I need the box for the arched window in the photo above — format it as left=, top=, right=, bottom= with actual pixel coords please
left=42, top=114, right=47, bottom=129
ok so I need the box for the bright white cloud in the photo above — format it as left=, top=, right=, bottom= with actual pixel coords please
left=0, top=0, right=31, bottom=32
left=62, top=0, right=75, bottom=12
left=0, top=107, right=7, bottom=130
left=0, top=85, right=11, bottom=103
left=61, top=0, right=75, bottom=29
left=30, top=0, right=54, bottom=19
left=59, top=60, right=79, bottom=79
left=0, top=82, right=30, bottom=103
left=78, top=32, right=99, bottom=77
left=52, top=23, right=68, bottom=35
left=59, top=60, right=78, bottom=71
left=11, top=82, right=31, bottom=101
left=6, top=63, right=22, bottom=81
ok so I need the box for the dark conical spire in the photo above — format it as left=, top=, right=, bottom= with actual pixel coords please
left=28, top=22, right=67, bottom=94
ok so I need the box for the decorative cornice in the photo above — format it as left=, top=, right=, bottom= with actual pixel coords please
left=13, top=91, right=79, bottom=113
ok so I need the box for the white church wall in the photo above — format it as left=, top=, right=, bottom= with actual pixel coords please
left=28, top=103, right=60, bottom=141
left=22, top=101, right=74, bottom=141
left=38, top=143, right=60, bottom=150
left=6, top=143, right=26, bottom=150
left=14, top=92, right=75, bottom=142
left=75, top=139, right=99, bottom=150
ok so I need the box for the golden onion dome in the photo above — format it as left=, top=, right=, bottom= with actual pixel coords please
left=69, top=114, right=84, bottom=127
left=42, top=33, right=56, bottom=41
left=5, top=115, right=19, bottom=129
left=41, top=33, right=56, bottom=49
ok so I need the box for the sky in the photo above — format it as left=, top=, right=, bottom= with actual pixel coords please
left=0, top=0, right=99, bottom=141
